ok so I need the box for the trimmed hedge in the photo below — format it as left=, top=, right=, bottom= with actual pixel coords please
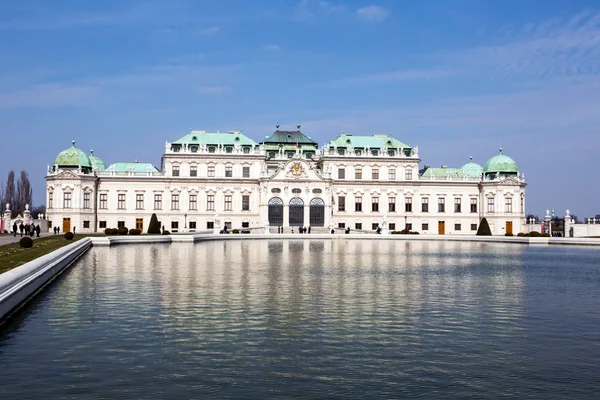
left=476, top=218, right=492, bottom=236
left=19, top=236, right=34, bottom=248
left=148, top=213, right=160, bottom=234
left=105, top=228, right=118, bottom=235
left=129, top=228, right=141, bottom=235
left=505, top=233, right=514, bottom=236
left=242, top=230, right=251, bottom=234
left=64, top=232, right=74, bottom=240
left=117, top=227, right=128, bottom=235
left=391, top=230, right=420, bottom=234
left=232, top=229, right=240, bottom=234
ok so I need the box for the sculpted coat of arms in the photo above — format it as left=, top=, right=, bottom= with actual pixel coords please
left=290, top=162, right=304, bottom=178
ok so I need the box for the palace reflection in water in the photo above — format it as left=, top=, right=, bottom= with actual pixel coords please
left=2, top=240, right=600, bottom=399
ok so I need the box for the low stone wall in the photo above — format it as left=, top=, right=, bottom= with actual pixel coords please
left=0, top=238, right=92, bottom=323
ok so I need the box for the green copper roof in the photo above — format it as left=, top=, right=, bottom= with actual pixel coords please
left=106, top=162, right=159, bottom=173
left=172, top=130, right=257, bottom=146
left=421, top=167, right=466, bottom=178
left=54, top=141, right=92, bottom=168
left=327, top=134, right=411, bottom=149
left=460, top=157, right=483, bottom=178
left=89, top=150, right=106, bottom=171
left=262, top=130, right=318, bottom=145
left=483, top=149, right=519, bottom=174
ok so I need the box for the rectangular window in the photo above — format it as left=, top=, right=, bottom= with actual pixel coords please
left=355, top=197, right=362, bottom=212
left=242, top=222, right=249, bottom=228
left=405, top=197, right=412, bottom=212
left=355, top=168, right=362, bottom=179
left=208, top=165, right=215, bottom=177
left=225, top=222, right=232, bottom=230
left=136, top=194, right=144, bottom=210
left=405, top=168, right=413, bottom=180
left=470, top=198, right=477, bottom=213
left=83, top=220, right=90, bottom=228
left=83, top=192, right=90, bottom=209
left=242, top=195, right=250, bottom=211
left=455, top=223, right=461, bottom=231
left=372, top=197, right=379, bottom=212
left=207, top=195, right=215, bottom=211
left=172, top=165, right=179, bottom=177
left=406, top=223, right=413, bottom=231
left=99, top=221, right=107, bottom=229
left=189, top=195, right=197, bottom=210
left=190, top=165, right=197, bottom=177
left=48, top=192, right=53, bottom=208
left=100, top=193, right=107, bottom=209
left=488, top=198, right=495, bottom=213
left=171, top=194, right=179, bottom=210
left=338, top=168, right=345, bottom=179
left=422, top=223, right=429, bottom=231
left=422, top=197, right=429, bottom=212
left=118, top=194, right=125, bottom=210
left=372, top=223, right=379, bottom=230
left=388, top=168, right=396, bottom=180
left=454, top=198, right=461, bottom=213
left=118, top=221, right=125, bottom=228
left=471, top=223, right=477, bottom=231
left=243, top=166, right=250, bottom=178
left=338, top=222, right=346, bottom=229
left=225, top=195, right=233, bottom=211
left=372, top=168, right=379, bottom=180
left=154, top=194, right=162, bottom=210
left=355, top=223, right=362, bottom=230
left=171, top=221, right=179, bottom=230
left=389, top=223, right=396, bottom=231
left=389, top=197, right=396, bottom=212
left=438, top=198, right=445, bottom=213
left=207, top=221, right=214, bottom=229
left=225, top=166, right=233, bottom=177
left=505, top=198, right=513, bottom=213
left=189, top=221, right=196, bottom=229
left=63, top=192, right=72, bottom=208
left=338, top=196, right=345, bottom=212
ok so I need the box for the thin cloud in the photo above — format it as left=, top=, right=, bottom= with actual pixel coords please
left=196, top=26, right=220, bottom=35
left=325, top=68, right=455, bottom=86
left=356, top=5, right=389, bottom=22
left=263, top=44, right=281, bottom=51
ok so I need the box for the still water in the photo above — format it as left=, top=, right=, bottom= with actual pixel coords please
left=1, top=240, right=600, bottom=398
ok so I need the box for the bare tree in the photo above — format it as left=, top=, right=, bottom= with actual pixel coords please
left=3, top=171, right=16, bottom=218
left=15, top=170, right=33, bottom=217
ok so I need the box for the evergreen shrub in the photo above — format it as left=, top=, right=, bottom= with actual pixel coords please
left=64, top=232, right=74, bottom=240
left=148, top=213, right=161, bottom=234
left=129, top=229, right=141, bottom=235
left=19, top=237, right=34, bottom=248
left=117, top=227, right=128, bottom=235
left=476, top=218, right=492, bottom=236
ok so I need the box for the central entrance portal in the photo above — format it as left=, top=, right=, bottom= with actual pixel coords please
left=309, top=198, right=325, bottom=226
left=289, top=197, right=304, bottom=226
left=268, top=197, right=284, bottom=226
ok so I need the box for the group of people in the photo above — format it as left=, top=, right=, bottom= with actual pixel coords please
left=278, top=226, right=312, bottom=234
left=12, top=222, right=41, bottom=238
left=52, top=226, right=61, bottom=235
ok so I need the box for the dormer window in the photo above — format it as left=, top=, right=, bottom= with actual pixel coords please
left=355, top=149, right=362, bottom=156
left=371, top=150, right=379, bottom=156
left=192, top=136, right=197, bottom=141
left=208, top=146, right=215, bottom=153
left=243, top=147, right=250, bottom=154
left=226, top=147, right=233, bottom=153
left=235, top=136, right=240, bottom=141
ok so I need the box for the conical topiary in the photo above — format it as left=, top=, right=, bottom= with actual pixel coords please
left=148, top=213, right=160, bottom=234
left=476, top=217, right=492, bottom=236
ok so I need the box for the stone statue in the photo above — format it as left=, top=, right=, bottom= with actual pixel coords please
left=5, top=203, right=9, bottom=211
left=264, top=218, right=270, bottom=228
left=381, top=214, right=388, bottom=228
left=566, top=209, right=570, bottom=216
left=214, top=214, right=221, bottom=228
left=25, top=204, right=29, bottom=211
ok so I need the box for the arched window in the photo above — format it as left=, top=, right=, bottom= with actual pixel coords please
left=289, top=197, right=304, bottom=226
left=268, top=197, right=284, bottom=226
left=309, top=198, right=325, bottom=226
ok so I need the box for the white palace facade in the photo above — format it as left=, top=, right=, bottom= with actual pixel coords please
left=45, top=126, right=527, bottom=235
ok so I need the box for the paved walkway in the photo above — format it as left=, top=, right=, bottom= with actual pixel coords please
left=0, top=232, right=55, bottom=246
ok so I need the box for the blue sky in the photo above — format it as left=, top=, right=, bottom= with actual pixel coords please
left=1, top=0, right=599, bottom=218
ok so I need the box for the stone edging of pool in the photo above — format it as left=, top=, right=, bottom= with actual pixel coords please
left=2, top=234, right=600, bottom=323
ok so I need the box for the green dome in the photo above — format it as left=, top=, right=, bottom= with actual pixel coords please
left=89, top=150, right=106, bottom=171
left=483, top=148, right=518, bottom=174
left=460, top=157, right=483, bottom=178
left=54, top=140, right=92, bottom=169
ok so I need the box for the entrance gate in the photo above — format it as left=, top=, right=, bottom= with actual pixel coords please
left=289, top=197, right=304, bottom=226
left=309, top=198, right=325, bottom=227
left=63, top=218, right=71, bottom=233
left=506, top=221, right=513, bottom=235
left=438, top=221, right=445, bottom=235
left=268, top=197, right=283, bottom=226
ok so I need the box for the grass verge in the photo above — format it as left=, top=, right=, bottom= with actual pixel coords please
left=0, top=235, right=92, bottom=275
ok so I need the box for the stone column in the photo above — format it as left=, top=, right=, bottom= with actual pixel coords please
left=23, top=204, right=32, bottom=224
left=2, top=203, right=11, bottom=232
left=564, top=210, right=573, bottom=238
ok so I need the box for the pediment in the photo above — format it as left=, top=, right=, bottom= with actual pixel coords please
left=270, top=160, right=326, bottom=181
left=55, top=170, right=81, bottom=180
left=499, top=177, right=521, bottom=186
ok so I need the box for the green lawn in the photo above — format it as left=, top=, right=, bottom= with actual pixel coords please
left=0, top=235, right=93, bottom=274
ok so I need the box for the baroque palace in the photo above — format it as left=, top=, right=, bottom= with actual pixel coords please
left=46, top=126, right=526, bottom=235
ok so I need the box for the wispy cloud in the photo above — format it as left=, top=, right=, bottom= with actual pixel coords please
left=327, top=68, right=455, bottom=86
left=293, top=0, right=346, bottom=23
left=0, top=83, right=97, bottom=108
left=197, top=86, right=231, bottom=94
left=356, top=5, right=389, bottom=22
left=196, top=26, right=220, bottom=35
left=263, top=44, right=281, bottom=51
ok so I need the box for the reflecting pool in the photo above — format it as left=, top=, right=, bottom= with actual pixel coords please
left=1, top=240, right=600, bottom=398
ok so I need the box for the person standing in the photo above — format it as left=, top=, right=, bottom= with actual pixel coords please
left=19, top=222, right=24, bottom=237
left=36, top=224, right=41, bottom=238
left=13, top=222, right=17, bottom=237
